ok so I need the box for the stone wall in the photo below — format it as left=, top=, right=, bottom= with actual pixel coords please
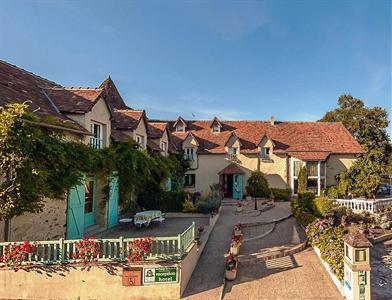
left=0, top=197, right=67, bottom=242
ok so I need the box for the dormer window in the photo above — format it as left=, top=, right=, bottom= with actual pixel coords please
left=261, top=147, right=270, bottom=159
left=212, top=124, right=221, bottom=133
left=90, top=122, right=103, bottom=149
left=160, top=141, right=167, bottom=152
left=184, top=147, right=195, bottom=161
left=176, top=124, right=185, bottom=132
left=228, top=147, right=237, bottom=160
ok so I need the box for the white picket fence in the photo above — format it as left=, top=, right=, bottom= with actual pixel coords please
left=334, top=197, right=392, bottom=213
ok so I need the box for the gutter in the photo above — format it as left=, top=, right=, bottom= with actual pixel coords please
left=22, top=119, right=93, bottom=136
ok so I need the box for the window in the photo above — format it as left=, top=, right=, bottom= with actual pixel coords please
left=212, top=124, right=220, bottom=133
left=355, top=249, right=366, bottom=262
left=136, top=135, right=144, bottom=147
left=84, top=180, right=95, bottom=214
left=90, top=123, right=103, bottom=149
left=176, top=124, right=184, bottom=132
left=228, top=147, right=237, bottom=160
left=184, top=174, right=196, bottom=188
left=184, top=148, right=195, bottom=161
left=261, top=147, right=270, bottom=159
left=161, top=141, right=167, bottom=152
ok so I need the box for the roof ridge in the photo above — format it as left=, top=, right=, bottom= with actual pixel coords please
left=0, top=59, right=61, bottom=87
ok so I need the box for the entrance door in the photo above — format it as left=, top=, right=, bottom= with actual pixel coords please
left=233, top=174, right=243, bottom=200
left=66, top=183, right=85, bottom=239
left=226, top=174, right=233, bottom=198
left=84, top=178, right=96, bottom=228
left=108, top=174, right=119, bottom=228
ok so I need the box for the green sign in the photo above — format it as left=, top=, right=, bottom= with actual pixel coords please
left=143, top=267, right=178, bottom=284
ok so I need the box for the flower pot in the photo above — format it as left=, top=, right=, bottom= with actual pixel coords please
left=230, top=245, right=240, bottom=255
left=225, top=262, right=238, bottom=281
left=236, top=206, right=243, bottom=213
left=234, top=229, right=242, bottom=236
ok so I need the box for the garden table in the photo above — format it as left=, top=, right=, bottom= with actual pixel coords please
left=134, top=210, right=163, bottom=227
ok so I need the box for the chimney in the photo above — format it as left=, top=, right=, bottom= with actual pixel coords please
left=270, top=116, right=275, bottom=126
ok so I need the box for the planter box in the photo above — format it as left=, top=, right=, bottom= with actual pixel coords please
left=230, top=245, right=240, bottom=255
left=236, top=206, right=243, bottom=213
left=234, top=229, right=242, bottom=236
left=225, top=262, right=238, bottom=281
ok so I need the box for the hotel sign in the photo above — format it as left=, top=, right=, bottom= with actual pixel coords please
left=143, top=266, right=178, bottom=284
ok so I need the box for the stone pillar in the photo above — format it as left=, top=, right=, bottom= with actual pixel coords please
left=343, top=231, right=372, bottom=300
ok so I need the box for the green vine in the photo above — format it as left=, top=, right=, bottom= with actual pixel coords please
left=0, top=103, right=188, bottom=220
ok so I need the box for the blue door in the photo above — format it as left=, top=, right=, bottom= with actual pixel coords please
left=84, top=177, right=96, bottom=228
left=66, top=183, right=85, bottom=239
left=108, top=174, right=119, bottom=228
left=233, top=174, right=243, bottom=200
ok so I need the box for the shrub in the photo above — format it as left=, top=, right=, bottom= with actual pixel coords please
left=314, top=197, right=337, bottom=217
left=245, top=171, right=270, bottom=198
left=182, top=197, right=197, bottom=213
left=196, top=197, right=220, bottom=214
left=271, top=188, right=291, bottom=201
left=297, top=166, right=308, bottom=194
left=298, top=192, right=316, bottom=212
left=306, top=218, right=346, bottom=280
left=160, top=191, right=187, bottom=212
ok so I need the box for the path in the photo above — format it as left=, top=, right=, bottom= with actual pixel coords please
left=223, top=248, right=343, bottom=300
left=182, top=202, right=291, bottom=299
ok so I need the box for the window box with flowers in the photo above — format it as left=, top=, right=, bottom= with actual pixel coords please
left=225, top=254, right=238, bottom=280
left=230, top=235, right=242, bottom=255
left=0, top=241, right=37, bottom=271
left=71, top=237, right=101, bottom=271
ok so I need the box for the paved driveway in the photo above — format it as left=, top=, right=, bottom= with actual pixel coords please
left=183, top=202, right=342, bottom=300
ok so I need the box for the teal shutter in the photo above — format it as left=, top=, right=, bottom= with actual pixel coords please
left=233, top=174, right=243, bottom=200
left=238, top=174, right=243, bottom=200
left=167, top=177, right=172, bottom=192
left=108, top=174, right=119, bottom=228
left=66, top=183, right=85, bottom=239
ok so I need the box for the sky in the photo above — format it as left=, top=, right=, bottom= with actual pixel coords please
left=0, top=0, right=391, bottom=131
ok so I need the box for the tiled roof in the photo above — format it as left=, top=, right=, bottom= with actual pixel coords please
left=111, top=129, right=132, bottom=142
left=112, top=109, right=145, bottom=130
left=218, top=163, right=245, bottom=175
left=288, top=151, right=331, bottom=161
left=0, top=60, right=88, bottom=132
left=167, top=120, right=363, bottom=155
left=99, top=77, right=128, bottom=111
left=148, top=122, right=167, bottom=138
left=147, top=139, right=161, bottom=151
left=344, top=230, right=372, bottom=248
left=44, top=87, right=103, bottom=113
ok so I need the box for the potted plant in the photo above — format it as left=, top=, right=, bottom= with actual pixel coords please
left=225, top=254, right=238, bottom=280
left=234, top=223, right=242, bottom=236
left=196, top=225, right=204, bottom=245
left=230, top=235, right=242, bottom=255
left=236, top=201, right=243, bottom=213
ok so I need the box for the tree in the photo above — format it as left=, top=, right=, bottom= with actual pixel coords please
left=245, top=171, right=270, bottom=210
left=320, top=94, right=390, bottom=163
left=297, top=166, right=308, bottom=194
left=320, top=95, right=391, bottom=198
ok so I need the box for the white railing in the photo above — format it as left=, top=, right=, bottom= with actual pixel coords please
left=334, top=197, right=392, bottom=213
left=0, top=222, right=196, bottom=265
left=89, top=137, right=103, bottom=149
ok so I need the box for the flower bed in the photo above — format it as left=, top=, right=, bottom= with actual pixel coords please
left=72, top=237, right=100, bottom=271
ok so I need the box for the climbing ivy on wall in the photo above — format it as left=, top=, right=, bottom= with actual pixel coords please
left=0, top=103, right=188, bottom=220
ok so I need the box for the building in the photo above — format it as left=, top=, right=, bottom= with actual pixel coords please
left=0, top=61, right=128, bottom=241
left=156, top=116, right=363, bottom=199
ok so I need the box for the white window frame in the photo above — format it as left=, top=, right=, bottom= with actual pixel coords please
left=136, top=134, right=144, bottom=147
left=90, top=122, right=103, bottom=149
left=184, top=147, right=195, bottom=161
left=260, top=147, right=270, bottom=159
left=176, top=124, right=185, bottom=132
left=212, top=124, right=220, bottom=133
left=160, top=141, right=167, bottom=152
left=228, top=147, right=237, bottom=160
left=290, top=158, right=326, bottom=196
